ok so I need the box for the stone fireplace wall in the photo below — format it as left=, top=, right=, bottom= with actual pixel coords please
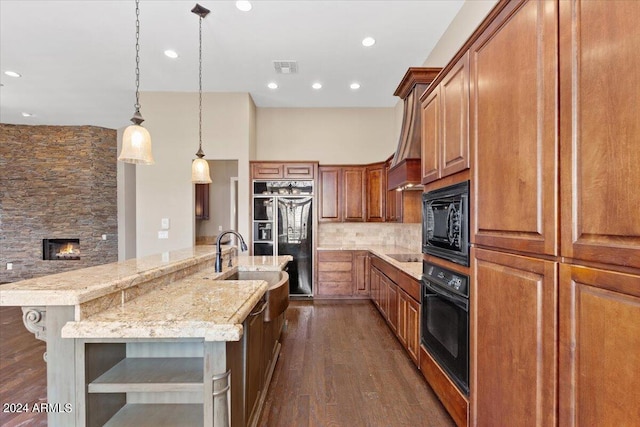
left=0, top=124, right=118, bottom=283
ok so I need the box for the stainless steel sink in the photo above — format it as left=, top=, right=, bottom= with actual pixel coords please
left=386, top=253, right=422, bottom=262
left=223, top=271, right=289, bottom=322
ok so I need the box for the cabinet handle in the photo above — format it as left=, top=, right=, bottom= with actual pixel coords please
left=250, top=301, right=268, bottom=316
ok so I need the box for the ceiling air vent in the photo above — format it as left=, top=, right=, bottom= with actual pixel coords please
left=273, top=60, right=298, bottom=74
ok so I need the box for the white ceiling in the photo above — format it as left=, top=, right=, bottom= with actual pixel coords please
left=0, top=0, right=465, bottom=129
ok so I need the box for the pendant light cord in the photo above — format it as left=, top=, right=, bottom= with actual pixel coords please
left=198, top=14, right=203, bottom=152
left=134, top=0, right=141, bottom=111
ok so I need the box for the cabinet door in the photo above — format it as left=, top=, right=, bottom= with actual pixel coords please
left=406, top=295, right=420, bottom=365
left=354, top=251, right=370, bottom=296
left=343, top=167, right=366, bottom=222
left=195, top=183, right=210, bottom=220
left=441, top=52, right=470, bottom=178
left=366, top=164, right=386, bottom=222
left=397, top=291, right=408, bottom=348
left=283, top=163, right=315, bottom=179
left=386, top=279, right=398, bottom=333
left=470, top=0, right=558, bottom=256
left=370, top=266, right=381, bottom=310
left=318, top=167, right=342, bottom=222
left=421, top=88, right=440, bottom=184
left=472, top=248, right=557, bottom=427
left=559, top=264, right=640, bottom=426
left=251, top=162, right=283, bottom=179
left=559, top=0, right=640, bottom=269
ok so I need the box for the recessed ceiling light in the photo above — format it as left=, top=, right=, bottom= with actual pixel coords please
left=312, top=82, right=322, bottom=90
left=4, top=70, right=21, bottom=78
left=267, top=82, right=278, bottom=89
left=362, top=37, right=376, bottom=47
left=236, top=1, right=252, bottom=12
left=350, top=82, right=361, bottom=90
left=164, top=50, right=179, bottom=59
left=21, top=112, right=33, bottom=117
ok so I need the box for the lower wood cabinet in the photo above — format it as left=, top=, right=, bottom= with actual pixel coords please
left=316, top=250, right=369, bottom=298
left=472, top=248, right=557, bottom=427
left=558, top=264, right=640, bottom=427
left=369, top=255, right=421, bottom=367
left=397, top=288, right=420, bottom=365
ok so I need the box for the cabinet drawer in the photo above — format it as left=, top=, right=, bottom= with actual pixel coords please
left=318, top=271, right=353, bottom=282
left=284, top=163, right=315, bottom=179
left=316, top=281, right=353, bottom=296
left=251, top=163, right=283, bottom=179
left=371, top=256, right=398, bottom=283
left=318, top=251, right=353, bottom=262
left=318, top=261, right=352, bottom=272
left=397, top=272, right=421, bottom=302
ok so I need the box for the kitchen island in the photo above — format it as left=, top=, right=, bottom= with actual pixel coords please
left=0, top=246, right=291, bottom=427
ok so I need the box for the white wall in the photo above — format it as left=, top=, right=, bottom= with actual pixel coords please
left=135, top=92, right=254, bottom=257
left=255, top=108, right=397, bottom=164
left=422, top=0, right=499, bottom=67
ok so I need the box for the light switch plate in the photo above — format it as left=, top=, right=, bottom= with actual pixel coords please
left=161, top=218, right=170, bottom=230
left=6, top=263, right=13, bottom=270
left=158, top=231, right=169, bottom=239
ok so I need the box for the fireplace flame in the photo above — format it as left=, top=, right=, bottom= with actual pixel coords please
left=59, top=243, right=77, bottom=255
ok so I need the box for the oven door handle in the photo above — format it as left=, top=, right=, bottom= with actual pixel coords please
left=423, top=281, right=468, bottom=311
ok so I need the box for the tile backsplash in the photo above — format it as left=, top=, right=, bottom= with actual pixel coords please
left=318, top=222, right=421, bottom=253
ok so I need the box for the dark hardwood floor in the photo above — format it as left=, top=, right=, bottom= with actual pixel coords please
left=0, top=306, right=47, bottom=427
left=0, top=300, right=454, bottom=427
left=258, top=300, right=455, bottom=427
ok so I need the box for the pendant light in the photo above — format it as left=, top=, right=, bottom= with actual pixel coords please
left=118, top=0, right=154, bottom=165
left=191, top=3, right=212, bottom=184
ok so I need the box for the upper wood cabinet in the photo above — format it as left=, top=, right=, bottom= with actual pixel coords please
left=343, top=167, right=366, bottom=222
left=559, top=0, right=640, bottom=269
left=318, top=166, right=341, bottom=222
left=318, top=165, right=366, bottom=222
left=470, top=0, right=558, bottom=256
left=558, top=263, right=640, bottom=427
left=472, top=247, right=557, bottom=427
left=421, top=52, right=470, bottom=185
left=366, top=163, right=386, bottom=222
left=251, top=162, right=316, bottom=180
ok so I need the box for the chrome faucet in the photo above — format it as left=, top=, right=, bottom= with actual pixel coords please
left=215, top=230, right=248, bottom=272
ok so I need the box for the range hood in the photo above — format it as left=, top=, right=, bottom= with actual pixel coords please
left=388, top=67, right=441, bottom=191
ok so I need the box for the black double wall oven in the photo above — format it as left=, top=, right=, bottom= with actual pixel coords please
left=421, top=181, right=470, bottom=396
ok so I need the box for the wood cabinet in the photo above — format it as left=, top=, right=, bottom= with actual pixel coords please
left=366, top=163, right=386, bottom=222
left=421, top=52, right=470, bottom=185
left=343, top=167, right=366, bottom=222
left=470, top=0, right=558, bottom=256
left=558, top=264, right=640, bottom=426
left=472, top=248, right=557, bottom=427
left=397, top=287, right=420, bottom=365
left=318, top=166, right=366, bottom=222
left=318, top=166, right=341, bottom=222
left=316, top=250, right=369, bottom=298
left=195, top=183, right=209, bottom=220
left=353, top=251, right=370, bottom=296
left=369, top=255, right=421, bottom=367
left=559, top=0, right=640, bottom=269
left=250, top=162, right=315, bottom=180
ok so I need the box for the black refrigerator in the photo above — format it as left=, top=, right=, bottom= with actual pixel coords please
left=252, top=181, right=313, bottom=296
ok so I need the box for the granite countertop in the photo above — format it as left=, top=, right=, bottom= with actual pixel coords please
left=317, top=244, right=423, bottom=280
left=0, top=245, right=237, bottom=306
left=60, top=255, right=291, bottom=342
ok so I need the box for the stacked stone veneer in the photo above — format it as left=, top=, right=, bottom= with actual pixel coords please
left=0, top=124, right=118, bottom=283
left=318, top=222, right=421, bottom=253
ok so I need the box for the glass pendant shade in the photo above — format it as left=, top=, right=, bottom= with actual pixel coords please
left=192, top=157, right=212, bottom=183
left=119, top=124, right=154, bottom=165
